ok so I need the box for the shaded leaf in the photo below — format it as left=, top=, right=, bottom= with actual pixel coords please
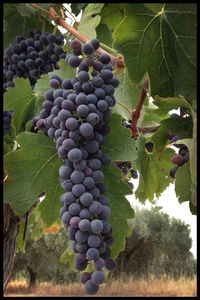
left=153, top=96, right=191, bottom=116
left=104, top=162, right=135, bottom=258
left=102, top=114, right=138, bottom=161
left=17, top=4, right=36, bottom=17
left=151, top=116, right=193, bottom=152
left=113, top=3, right=197, bottom=100
left=175, top=162, right=192, bottom=204
left=113, top=68, right=141, bottom=120
left=4, top=78, right=35, bottom=136
left=4, top=132, right=63, bottom=227
left=4, top=141, right=11, bottom=155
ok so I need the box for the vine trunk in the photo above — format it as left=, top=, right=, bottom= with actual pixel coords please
left=3, top=204, right=19, bottom=292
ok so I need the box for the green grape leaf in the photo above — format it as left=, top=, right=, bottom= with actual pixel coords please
left=34, top=74, right=50, bottom=100
left=175, top=162, right=192, bottom=204
left=134, top=135, right=174, bottom=202
left=4, top=78, right=36, bottom=136
left=151, top=116, right=193, bottom=153
left=4, top=132, right=63, bottom=226
left=4, top=141, right=11, bottom=155
left=113, top=4, right=197, bottom=100
left=113, top=68, right=141, bottom=120
left=96, top=23, right=113, bottom=48
left=104, top=162, right=135, bottom=258
left=173, top=109, right=196, bottom=208
left=17, top=4, right=36, bottom=17
left=153, top=96, right=192, bottom=116
left=102, top=114, right=138, bottom=161
left=78, top=3, right=105, bottom=39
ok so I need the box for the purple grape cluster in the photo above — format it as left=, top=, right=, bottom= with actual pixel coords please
left=34, top=38, right=119, bottom=294
left=3, top=29, right=65, bottom=90
left=168, top=113, right=190, bottom=178
left=3, top=29, right=66, bottom=134
left=115, top=161, right=138, bottom=190
left=169, top=139, right=189, bottom=178
left=3, top=111, right=13, bottom=133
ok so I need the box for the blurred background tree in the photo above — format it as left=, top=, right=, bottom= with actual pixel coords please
left=12, top=207, right=196, bottom=286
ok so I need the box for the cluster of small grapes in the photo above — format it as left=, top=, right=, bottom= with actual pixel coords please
left=169, top=138, right=189, bottom=178
left=3, top=29, right=65, bottom=134
left=34, top=38, right=119, bottom=294
left=3, top=29, right=65, bottom=90
left=115, top=161, right=138, bottom=189
left=168, top=113, right=190, bottom=178
left=3, top=111, right=13, bottom=133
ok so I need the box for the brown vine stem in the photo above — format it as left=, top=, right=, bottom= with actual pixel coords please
left=48, top=7, right=125, bottom=68
left=130, top=77, right=149, bottom=138
left=138, top=125, right=160, bottom=134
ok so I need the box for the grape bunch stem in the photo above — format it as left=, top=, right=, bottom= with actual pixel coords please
left=47, top=7, right=125, bottom=69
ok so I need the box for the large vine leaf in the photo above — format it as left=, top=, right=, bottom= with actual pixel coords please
left=4, top=78, right=36, bottom=136
left=113, top=4, right=197, bottom=100
left=78, top=3, right=105, bottom=39
left=104, top=162, right=135, bottom=258
left=134, top=135, right=174, bottom=202
left=4, top=132, right=63, bottom=226
left=102, top=114, right=138, bottom=161
left=113, top=68, right=141, bottom=120
left=175, top=162, right=192, bottom=204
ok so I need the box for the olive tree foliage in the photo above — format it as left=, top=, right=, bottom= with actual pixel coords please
left=111, top=207, right=196, bottom=279
left=12, top=227, right=78, bottom=286
left=12, top=207, right=196, bottom=285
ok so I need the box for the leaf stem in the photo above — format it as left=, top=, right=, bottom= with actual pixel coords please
left=48, top=7, right=125, bottom=68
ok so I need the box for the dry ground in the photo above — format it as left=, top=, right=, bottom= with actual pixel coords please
left=4, top=276, right=197, bottom=297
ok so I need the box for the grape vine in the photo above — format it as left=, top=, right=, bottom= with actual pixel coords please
left=3, top=3, right=196, bottom=295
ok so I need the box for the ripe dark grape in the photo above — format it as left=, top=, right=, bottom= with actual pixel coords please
left=86, top=248, right=99, bottom=260
left=100, top=53, right=111, bottom=64
left=91, top=219, right=103, bottom=234
left=68, top=55, right=81, bottom=68
left=170, top=166, right=179, bottom=178
left=82, top=43, right=94, bottom=55
left=145, top=142, right=154, bottom=152
left=91, top=270, right=105, bottom=285
left=171, top=154, right=184, bottom=166
left=84, top=279, right=99, bottom=295
left=80, top=272, right=91, bottom=284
